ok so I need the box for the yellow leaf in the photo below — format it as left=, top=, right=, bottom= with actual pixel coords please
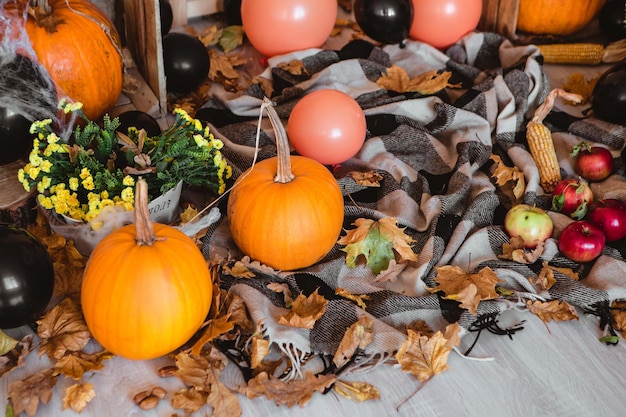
left=267, top=282, right=294, bottom=307
left=406, top=70, right=461, bottom=95
left=277, top=59, right=309, bottom=76
left=395, top=329, right=452, bottom=382
left=348, top=170, right=383, bottom=187
left=171, top=387, right=208, bottom=414
left=611, top=300, right=626, bottom=337
left=333, top=316, right=374, bottom=368
left=223, top=261, right=256, bottom=278
left=377, top=65, right=411, bottom=92
left=499, top=236, right=544, bottom=264
left=278, top=289, right=328, bottom=329
left=333, top=380, right=380, bottom=402
left=429, top=265, right=502, bottom=315
left=250, top=331, right=271, bottom=369
left=62, top=382, right=96, bottom=413
left=526, top=299, right=579, bottom=322
left=335, top=288, right=371, bottom=309
left=190, top=315, right=236, bottom=356
left=490, top=154, right=526, bottom=202
left=54, top=350, right=114, bottom=380
left=179, top=205, right=199, bottom=224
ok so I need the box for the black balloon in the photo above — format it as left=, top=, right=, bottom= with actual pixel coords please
left=0, top=224, right=55, bottom=329
left=353, top=0, right=413, bottom=45
left=598, top=0, right=626, bottom=42
left=160, top=0, right=173, bottom=36
left=0, top=107, right=32, bottom=165
left=162, top=32, right=211, bottom=95
left=591, top=62, right=626, bottom=125
left=222, top=0, right=242, bottom=26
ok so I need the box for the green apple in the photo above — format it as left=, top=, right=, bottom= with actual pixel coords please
left=503, top=204, right=554, bottom=249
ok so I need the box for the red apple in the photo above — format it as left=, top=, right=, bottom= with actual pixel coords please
left=586, top=199, right=626, bottom=242
left=503, top=204, right=554, bottom=249
left=551, top=178, right=594, bottom=219
left=558, top=220, right=605, bottom=263
left=571, top=142, right=614, bottom=182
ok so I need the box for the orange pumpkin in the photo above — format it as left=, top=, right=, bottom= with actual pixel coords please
left=81, top=179, right=213, bottom=360
left=19, top=0, right=123, bottom=120
left=227, top=98, right=345, bottom=271
left=516, top=0, right=606, bottom=36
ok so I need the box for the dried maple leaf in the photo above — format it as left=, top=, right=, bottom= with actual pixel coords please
left=223, top=261, right=255, bottom=278
left=277, top=59, right=309, bottom=76
left=0, top=329, right=18, bottom=355
left=206, top=373, right=242, bottom=417
left=499, top=235, right=544, bottom=264
left=428, top=265, right=503, bottom=315
left=267, top=282, right=294, bottom=307
left=406, top=320, right=434, bottom=337
left=0, top=334, right=33, bottom=378
left=333, top=316, right=374, bottom=368
left=180, top=205, right=199, bottom=224
left=377, top=66, right=460, bottom=94
left=335, top=288, right=370, bottom=309
left=250, top=328, right=271, bottom=369
left=490, top=154, right=526, bottom=202
left=527, top=299, right=579, bottom=322
left=62, top=382, right=95, bottom=413
left=209, top=50, right=248, bottom=81
left=240, top=371, right=336, bottom=408
left=171, top=387, right=208, bottom=414
left=278, top=289, right=328, bottom=329
left=252, top=76, right=274, bottom=98
left=190, top=315, right=236, bottom=356
left=348, top=170, right=383, bottom=187
left=333, top=380, right=380, bottom=402
left=532, top=262, right=559, bottom=290
left=395, top=326, right=457, bottom=382
left=338, top=217, right=418, bottom=274
left=198, top=24, right=221, bottom=46
left=9, top=368, right=57, bottom=417
left=54, top=350, right=114, bottom=380
left=37, top=298, right=91, bottom=360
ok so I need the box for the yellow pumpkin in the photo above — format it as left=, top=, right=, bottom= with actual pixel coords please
left=227, top=98, right=345, bottom=271
left=81, top=179, right=213, bottom=360
left=516, top=0, right=606, bottom=36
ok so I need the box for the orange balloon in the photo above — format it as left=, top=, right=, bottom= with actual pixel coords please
left=287, top=90, right=366, bottom=166
left=241, top=0, right=337, bottom=57
left=409, top=0, right=482, bottom=49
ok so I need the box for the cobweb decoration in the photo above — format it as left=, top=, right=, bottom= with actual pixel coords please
left=0, top=0, right=73, bottom=139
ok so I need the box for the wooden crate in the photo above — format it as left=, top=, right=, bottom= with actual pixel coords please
left=479, top=0, right=520, bottom=40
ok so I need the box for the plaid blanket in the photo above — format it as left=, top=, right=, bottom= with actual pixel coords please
left=198, top=32, right=626, bottom=374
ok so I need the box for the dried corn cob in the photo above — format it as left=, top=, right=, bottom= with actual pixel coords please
left=526, top=88, right=584, bottom=193
left=537, top=43, right=604, bottom=65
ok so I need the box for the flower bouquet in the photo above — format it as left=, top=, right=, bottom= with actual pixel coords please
left=18, top=100, right=232, bottom=254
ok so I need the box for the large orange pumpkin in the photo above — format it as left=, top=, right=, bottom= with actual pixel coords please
left=516, top=0, right=606, bottom=36
left=18, top=0, right=123, bottom=120
left=227, top=98, right=345, bottom=271
left=81, top=179, right=213, bottom=360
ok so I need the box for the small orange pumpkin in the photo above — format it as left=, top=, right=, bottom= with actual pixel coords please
left=81, top=179, right=213, bottom=360
left=516, top=0, right=606, bottom=36
left=227, top=98, right=345, bottom=271
left=20, top=0, right=123, bottom=120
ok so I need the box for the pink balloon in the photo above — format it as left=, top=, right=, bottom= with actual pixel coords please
left=409, top=0, right=483, bottom=49
left=287, top=90, right=366, bottom=166
left=241, top=0, right=337, bottom=57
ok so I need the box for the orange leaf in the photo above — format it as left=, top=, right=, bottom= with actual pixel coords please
left=499, top=236, right=544, bottom=264
left=62, top=382, right=96, bottom=413
left=240, top=371, right=336, bottom=408
left=333, top=316, right=375, bottom=368
left=37, top=298, right=91, bottom=360
left=278, top=289, right=328, bottom=329
left=395, top=329, right=453, bottom=382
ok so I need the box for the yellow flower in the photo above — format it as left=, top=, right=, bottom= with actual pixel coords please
left=210, top=137, right=224, bottom=150
left=28, top=153, right=43, bottom=167
left=82, top=176, right=95, bottom=190
left=46, top=133, right=60, bottom=144
left=69, top=177, right=79, bottom=191
left=193, top=134, right=209, bottom=148
left=193, top=119, right=203, bottom=131
left=90, top=221, right=104, bottom=231
left=37, top=195, right=53, bottom=210
left=27, top=165, right=41, bottom=180
left=213, top=151, right=223, bottom=167
left=225, top=165, right=233, bottom=179
left=30, top=119, right=52, bottom=134
left=122, top=175, right=135, bottom=187
left=44, top=143, right=62, bottom=156
left=62, top=101, right=83, bottom=114
left=121, top=187, right=134, bottom=202
left=79, top=167, right=91, bottom=179
left=40, top=160, right=53, bottom=173
left=101, top=190, right=109, bottom=200
left=53, top=200, right=70, bottom=215
left=37, top=176, right=52, bottom=193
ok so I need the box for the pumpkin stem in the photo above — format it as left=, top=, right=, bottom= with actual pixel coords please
left=134, top=178, right=160, bottom=246
left=264, top=97, right=295, bottom=184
